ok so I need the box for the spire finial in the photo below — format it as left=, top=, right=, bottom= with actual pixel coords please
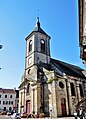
left=37, top=16, right=39, bottom=22
left=36, top=10, right=40, bottom=28
left=37, top=9, right=39, bottom=18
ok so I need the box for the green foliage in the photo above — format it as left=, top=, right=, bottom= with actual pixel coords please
left=47, top=77, right=58, bottom=83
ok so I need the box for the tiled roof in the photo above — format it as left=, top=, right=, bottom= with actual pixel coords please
left=0, top=88, right=16, bottom=94
left=50, top=58, right=86, bottom=79
left=36, top=58, right=86, bottom=79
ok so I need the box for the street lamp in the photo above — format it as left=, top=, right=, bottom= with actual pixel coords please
left=0, top=45, right=3, bottom=49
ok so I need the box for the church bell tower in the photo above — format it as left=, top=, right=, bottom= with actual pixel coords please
left=25, top=18, right=51, bottom=76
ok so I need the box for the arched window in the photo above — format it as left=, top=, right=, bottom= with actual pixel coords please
left=79, top=84, right=84, bottom=97
left=70, top=83, right=75, bottom=96
left=41, top=39, right=45, bottom=52
left=27, top=83, right=30, bottom=94
left=29, top=40, right=32, bottom=52
left=4, top=107, right=6, bottom=111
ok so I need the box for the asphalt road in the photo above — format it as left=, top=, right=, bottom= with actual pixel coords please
left=0, top=115, right=12, bottom=119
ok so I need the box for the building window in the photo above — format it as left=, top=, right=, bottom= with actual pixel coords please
left=5, top=95, right=7, bottom=98
left=29, top=40, right=32, bottom=52
left=3, top=101, right=5, bottom=105
left=9, top=107, right=12, bottom=111
left=41, top=39, right=45, bottom=52
left=4, top=107, right=6, bottom=111
left=27, top=83, right=30, bottom=94
left=0, top=101, right=1, bottom=104
left=9, top=101, right=10, bottom=105
left=0, top=95, right=1, bottom=98
left=70, top=83, right=75, bottom=96
left=10, top=95, right=12, bottom=98
left=28, top=57, right=32, bottom=65
left=79, top=84, right=84, bottom=97
left=6, top=101, right=8, bottom=105
left=11, top=101, right=13, bottom=105
left=59, top=81, right=64, bottom=89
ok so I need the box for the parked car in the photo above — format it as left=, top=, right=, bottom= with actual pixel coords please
left=11, top=113, right=21, bottom=119
left=7, top=111, right=11, bottom=116
left=0, top=111, right=7, bottom=115
left=20, top=112, right=27, bottom=118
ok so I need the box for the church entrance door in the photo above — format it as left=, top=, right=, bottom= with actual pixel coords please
left=26, top=100, right=30, bottom=114
left=61, top=98, right=66, bottom=116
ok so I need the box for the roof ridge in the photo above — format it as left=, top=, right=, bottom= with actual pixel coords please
left=51, top=58, right=84, bottom=71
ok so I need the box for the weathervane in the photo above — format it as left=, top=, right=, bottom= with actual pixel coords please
left=37, top=9, right=40, bottom=20
left=37, top=9, right=39, bottom=17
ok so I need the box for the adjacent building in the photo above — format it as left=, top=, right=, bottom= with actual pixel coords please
left=79, top=0, right=86, bottom=63
left=19, top=18, right=86, bottom=117
left=0, top=88, right=19, bottom=112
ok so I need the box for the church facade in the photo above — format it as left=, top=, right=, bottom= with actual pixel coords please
left=19, top=18, right=86, bottom=117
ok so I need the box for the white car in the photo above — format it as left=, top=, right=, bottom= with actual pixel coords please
left=11, top=113, right=20, bottom=119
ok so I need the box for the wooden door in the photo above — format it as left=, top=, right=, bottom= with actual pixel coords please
left=26, top=100, right=30, bottom=114
left=61, top=98, right=66, bottom=116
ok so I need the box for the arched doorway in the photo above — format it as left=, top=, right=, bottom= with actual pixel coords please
left=61, top=98, right=66, bottom=116
left=26, top=100, right=30, bottom=114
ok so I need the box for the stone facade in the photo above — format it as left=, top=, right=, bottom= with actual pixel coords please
left=19, top=18, right=86, bottom=117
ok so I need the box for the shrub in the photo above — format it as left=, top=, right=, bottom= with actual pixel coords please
left=39, top=113, right=45, bottom=118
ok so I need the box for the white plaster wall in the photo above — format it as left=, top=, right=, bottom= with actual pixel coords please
left=0, top=92, right=16, bottom=111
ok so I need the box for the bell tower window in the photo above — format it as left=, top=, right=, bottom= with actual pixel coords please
left=41, top=39, right=45, bottom=52
left=29, top=40, right=32, bottom=52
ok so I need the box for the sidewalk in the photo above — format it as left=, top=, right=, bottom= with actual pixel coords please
left=21, top=117, right=77, bottom=119
left=57, top=117, right=75, bottom=119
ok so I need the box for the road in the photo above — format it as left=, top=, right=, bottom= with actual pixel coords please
left=0, top=115, right=11, bottom=119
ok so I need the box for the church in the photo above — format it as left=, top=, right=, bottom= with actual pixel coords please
left=19, top=18, right=86, bottom=117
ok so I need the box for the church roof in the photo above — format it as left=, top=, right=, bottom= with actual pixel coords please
left=50, top=58, right=86, bottom=79
left=37, top=58, right=86, bottom=79
left=26, top=17, right=50, bottom=40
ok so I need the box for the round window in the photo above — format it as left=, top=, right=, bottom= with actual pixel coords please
left=59, top=81, right=64, bottom=89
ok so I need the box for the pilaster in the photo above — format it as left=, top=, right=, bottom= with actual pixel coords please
left=51, top=80, right=57, bottom=118
left=67, top=80, right=73, bottom=115
left=31, top=83, right=41, bottom=115
left=76, top=81, right=81, bottom=102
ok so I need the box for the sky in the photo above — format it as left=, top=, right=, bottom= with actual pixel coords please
left=0, top=0, right=85, bottom=89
